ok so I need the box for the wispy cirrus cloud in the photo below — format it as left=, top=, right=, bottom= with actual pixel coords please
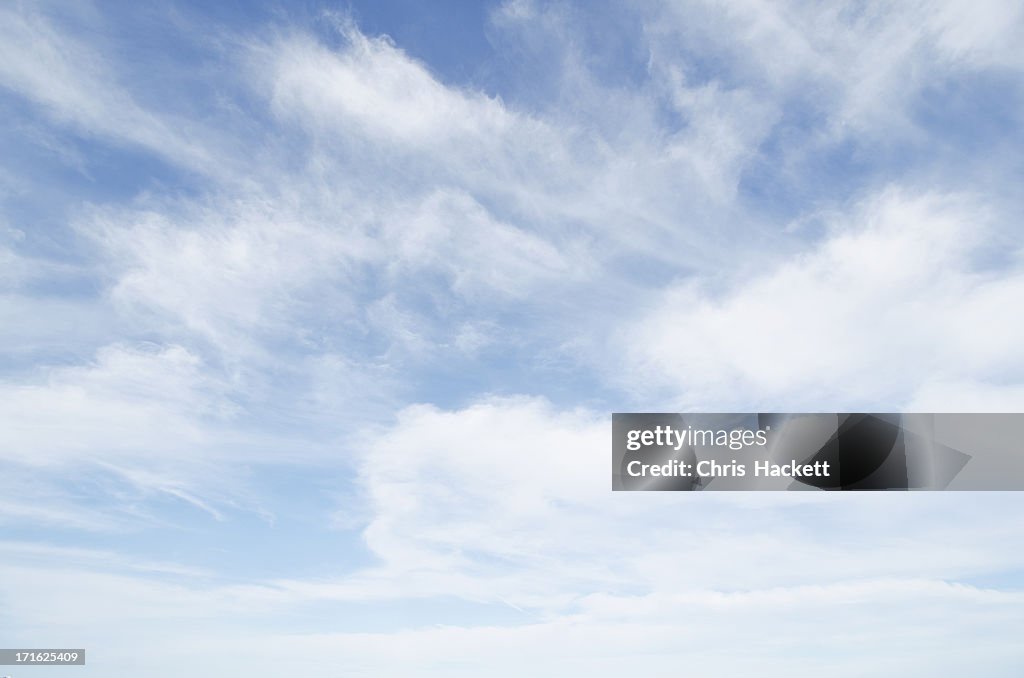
left=0, top=4, right=221, bottom=177
left=0, top=1, right=1022, bottom=675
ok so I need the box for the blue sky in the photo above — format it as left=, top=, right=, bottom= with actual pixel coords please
left=1, top=1, right=1024, bottom=675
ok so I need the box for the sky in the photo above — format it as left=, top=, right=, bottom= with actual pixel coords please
left=1, top=0, right=1023, bottom=675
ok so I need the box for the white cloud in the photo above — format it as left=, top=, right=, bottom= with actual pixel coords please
left=387, top=190, right=578, bottom=298
left=257, top=17, right=774, bottom=266
left=0, top=343, right=267, bottom=523
left=0, top=8, right=809, bottom=388
left=336, top=398, right=1024, bottom=611
left=85, top=202, right=371, bottom=353
left=618, top=188, right=1024, bottom=410
left=351, top=397, right=611, bottom=602
left=0, top=344, right=218, bottom=465
left=2, top=389, right=1024, bottom=675
left=0, top=4, right=220, bottom=177
left=267, top=26, right=514, bottom=149
left=0, top=5, right=1022, bottom=674
left=927, top=0, right=1024, bottom=69
left=646, top=0, right=1024, bottom=142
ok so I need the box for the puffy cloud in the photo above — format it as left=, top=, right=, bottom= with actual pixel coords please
left=618, top=188, right=1024, bottom=410
left=345, top=398, right=1024, bottom=609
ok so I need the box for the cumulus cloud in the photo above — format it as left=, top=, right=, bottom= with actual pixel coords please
left=618, top=188, right=1024, bottom=410
left=333, top=398, right=1024, bottom=612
